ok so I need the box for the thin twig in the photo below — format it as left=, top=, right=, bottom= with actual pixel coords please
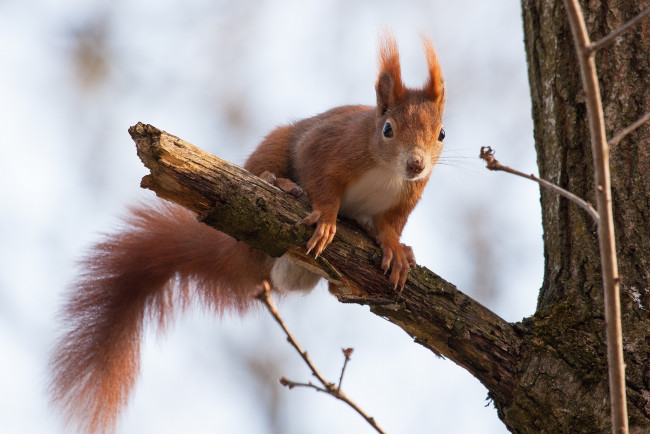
left=479, top=146, right=599, bottom=222
left=609, top=111, right=650, bottom=148
left=563, top=1, right=628, bottom=433
left=588, top=8, right=650, bottom=53
left=256, top=282, right=387, bottom=434
left=338, top=348, right=354, bottom=394
left=256, top=281, right=332, bottom=389
left=280, top=378, right=329, bottom=393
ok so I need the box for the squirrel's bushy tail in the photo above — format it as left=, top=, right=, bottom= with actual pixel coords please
left=49, top=199, right=270, bottom=433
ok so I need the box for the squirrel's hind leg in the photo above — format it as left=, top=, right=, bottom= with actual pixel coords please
left=270, top=254, right=322, bottom=292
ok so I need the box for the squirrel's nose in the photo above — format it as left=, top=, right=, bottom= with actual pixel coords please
left=406, top=158, right=425, bottom=176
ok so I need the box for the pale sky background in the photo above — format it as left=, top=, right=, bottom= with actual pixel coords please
left=0, top=1, right=543, bottom=433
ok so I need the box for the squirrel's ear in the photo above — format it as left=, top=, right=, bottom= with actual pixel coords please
left=376, top=72, right=396, bottom=116
left=421, top=35, right=445, bottom=104
left=376, top=31, right=406, bottom=116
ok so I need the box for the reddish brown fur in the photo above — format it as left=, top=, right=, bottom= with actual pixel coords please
left=244, top=125, right=294, bottom=177
left=50, top=202, right=270, bottom=433
left=289, top=106, right=377, bottom=219
left=378, top=33, right=407, bottom=101
left=421, top=35, right=445, bottom=103
left=50, top=31, right=445, bottom=433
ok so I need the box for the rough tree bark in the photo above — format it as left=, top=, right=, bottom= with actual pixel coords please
left=127, top=1, right=649, bottom=431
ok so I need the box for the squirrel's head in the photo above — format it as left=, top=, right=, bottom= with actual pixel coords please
left=373, top=32, right=446, bottom=181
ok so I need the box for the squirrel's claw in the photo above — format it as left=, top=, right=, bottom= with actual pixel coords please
left=380, top=242, right=416, bottom=290
left=304, top=211, right=336, bottom=257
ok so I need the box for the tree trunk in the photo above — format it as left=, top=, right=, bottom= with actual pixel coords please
left=506, top=0, right=650, bottom=431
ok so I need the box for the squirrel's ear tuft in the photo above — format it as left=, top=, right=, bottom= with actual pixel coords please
left=376, top=31, right=406, bottom=115
left=421, top=35, right=445, bottom=104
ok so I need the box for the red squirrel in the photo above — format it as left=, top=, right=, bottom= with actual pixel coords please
left=50, top=33, right=445, bottom=433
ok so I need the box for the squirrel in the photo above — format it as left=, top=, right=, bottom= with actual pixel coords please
left=49, top=32, right=445, bottom=433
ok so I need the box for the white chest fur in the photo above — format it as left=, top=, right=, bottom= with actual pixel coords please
left=339, top=166, right=406, bottom=228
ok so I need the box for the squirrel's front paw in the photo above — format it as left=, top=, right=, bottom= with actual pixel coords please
left=303, top=210, right=336, bottom=258
left=379, top=241, right=416, bottom=290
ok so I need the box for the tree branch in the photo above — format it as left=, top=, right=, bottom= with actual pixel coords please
left=128, top=122, right=522, bottom=407
left=479, top=146, right=600, bottom=222
left=256, top=282, right=385, bottom=434
left=609, top=111, right=650, bottom=149
left=587, top=7, right=650, bottom=53
left=563, top=1, right=628, bottom=432
left=255, top=282, right=334, bottom=391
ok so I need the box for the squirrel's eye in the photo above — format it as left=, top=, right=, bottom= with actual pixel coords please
left=438, top=128, right=445, bottom=142
left=383, top=122, right=394, bottom=138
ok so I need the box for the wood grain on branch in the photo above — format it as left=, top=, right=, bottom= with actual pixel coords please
left=128, top=122, right=522, bottom=407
